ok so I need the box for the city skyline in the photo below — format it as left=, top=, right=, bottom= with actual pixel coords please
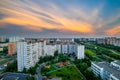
left=0, top=0, right=120, bottom=37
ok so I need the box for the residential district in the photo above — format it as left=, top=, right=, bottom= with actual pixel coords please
left=0, top=36, right=120, bottom=80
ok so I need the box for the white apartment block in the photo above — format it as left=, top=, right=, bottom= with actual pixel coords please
left=77, top=45, right=84, bottom=59
left=61, top=44, right=68, bottom=54
left=17, top=40, right=46, bottom=72
left=17, top=39, right=84, bottom=72
left=56, top=44, right=62, bottom=54
left=45, top=44, right=56, bottom=56
left=91, top=61, right=120, bottom=80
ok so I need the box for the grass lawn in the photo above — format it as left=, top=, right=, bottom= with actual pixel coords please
left=49, top=65, right=56, bottom=71
left=48, top=65, right=84, bottom=80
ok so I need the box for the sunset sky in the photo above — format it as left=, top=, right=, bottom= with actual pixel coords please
left=0, top=0, right=120, bottom=38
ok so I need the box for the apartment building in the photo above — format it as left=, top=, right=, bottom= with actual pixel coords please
left=17, top=40, right=46, bottom=71
left=77, top=45, right=84, bottom=59
left=91, top=61, right=120, bottom=80
left=17, top=39, right=84, bottom=72
left=45, top=44, right=56, bottom=56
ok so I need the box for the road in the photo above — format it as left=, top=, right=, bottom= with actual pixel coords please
left=36, top=62, right=49, bottom=80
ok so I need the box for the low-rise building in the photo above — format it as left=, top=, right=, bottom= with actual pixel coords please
left=111, top=60, right=120, bottom=71
left=91, top=61, right=120, bottom=80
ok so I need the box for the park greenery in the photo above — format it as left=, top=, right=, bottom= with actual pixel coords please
left=85, top=49, right=96, bottom=59
left=95, top=44, right=120, bottom=52
left=84, top=43, right=120, bottom=62
left=74, top=58, right=101, bottom=80
left=48, top=66, right=84, bottom=80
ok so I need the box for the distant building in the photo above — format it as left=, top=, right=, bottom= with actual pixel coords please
left=96, top=37, right=120, bottom=47
left=9, top=36, right=24, bottom=42
left=0, top=36, right=6, bottom=42
left=17, top=39, right=84, bottom=71
left=8, top=42, right=17, bottom=55
left=0, top=47, right=3, bottom=52
left=56, top=38, right=74, bottom=43
left=0, top=43, right=8, bottom=47
left=96, top=38, right=106, bottom=44
left=91, top=61, right=120, bottom=80
left=0, top=72, right=29, bottom=80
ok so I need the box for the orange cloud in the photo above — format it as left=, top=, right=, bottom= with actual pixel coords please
left=105, top=25, right=120, bottom=35
left=0, top=0, right=94, bottom=34
left=58, top=18, right=93, bottom=33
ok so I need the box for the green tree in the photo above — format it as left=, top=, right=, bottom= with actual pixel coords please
left=54, top=50, right=58, bottom=57
left=84, top=69, right=95, bottom=80
left=4, top=60, right=17, bottom=72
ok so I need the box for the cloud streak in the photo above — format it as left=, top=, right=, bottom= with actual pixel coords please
left=0, top=0, right=120, bottom=37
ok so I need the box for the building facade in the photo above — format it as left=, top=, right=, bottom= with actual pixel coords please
left=91, top=61, right=120, bottom=80
left=17, top=40, right=46, bottom=71
left=17, top=39, right=84, bottom=72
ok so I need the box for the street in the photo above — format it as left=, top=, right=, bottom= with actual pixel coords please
left=36, top=62, right=49, bottom=80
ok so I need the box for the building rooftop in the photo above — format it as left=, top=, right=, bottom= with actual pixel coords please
left=0, top=72, right=29, bottom=80
left=93, top=62, right=120, bottom=79
left=112, top=60, right=120, bottom=66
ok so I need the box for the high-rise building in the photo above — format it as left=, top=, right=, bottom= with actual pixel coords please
left=77, top=45, right=84, bottom=59
left=17, top=39, right=84, bottom=72
left=17, top=40, right=46, bottom=71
